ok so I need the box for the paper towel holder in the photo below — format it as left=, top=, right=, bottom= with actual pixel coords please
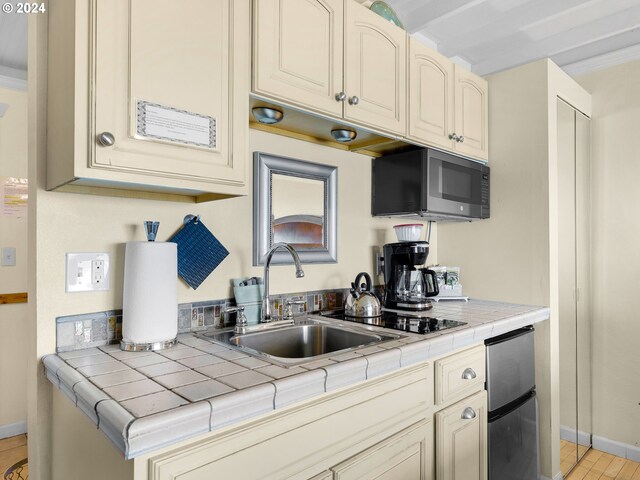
left=144, top=221, right=160, bottom=241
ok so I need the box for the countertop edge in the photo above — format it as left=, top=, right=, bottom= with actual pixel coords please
left=44, top=303, right=550, bottom=458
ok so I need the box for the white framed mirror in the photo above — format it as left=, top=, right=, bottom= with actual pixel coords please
left=253, top=152, right=337, bottom=265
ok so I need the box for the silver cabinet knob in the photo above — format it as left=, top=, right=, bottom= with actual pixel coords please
left=97, top=132, right=115, bottom=147
left=335, top=92, right=347, bottom=102
left=348, top=96, right=360, bottom=106
left=458, top=135, right=465, bottom=143
left=461, top=407, right=477, bottom=420
left=448, top=133, right=459, bottom=141
left=461, top=368, right=477, bottom=380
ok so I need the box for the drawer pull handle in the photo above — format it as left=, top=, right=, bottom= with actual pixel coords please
left=461, top=407, right=476, bottom=420
left=461, top=368, right=477, bottom=380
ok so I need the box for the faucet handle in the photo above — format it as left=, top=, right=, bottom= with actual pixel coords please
left=283, top=297, right=306, bottom=320
left=225, top=306, right=247, bottom=333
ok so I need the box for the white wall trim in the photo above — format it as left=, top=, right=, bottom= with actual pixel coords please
left=0, top=420, right=27, bottom=439
left=593, top=435, right=640, bottom=463
left=540, top=472, right=564, bottom=480
left=560, top=425, right=592, bottom=447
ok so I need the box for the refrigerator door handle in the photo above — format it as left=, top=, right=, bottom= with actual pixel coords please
left=461, top=407, right=477, bottom=420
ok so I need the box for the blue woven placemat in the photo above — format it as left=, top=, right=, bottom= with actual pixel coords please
left=169, top=219, right=229, bottom=289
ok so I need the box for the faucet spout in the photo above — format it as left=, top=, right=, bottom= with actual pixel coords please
left=262, top=243, right=304, bottom=323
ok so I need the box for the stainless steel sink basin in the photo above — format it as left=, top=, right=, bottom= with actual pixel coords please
left=199, top=317, right=402, bottom=366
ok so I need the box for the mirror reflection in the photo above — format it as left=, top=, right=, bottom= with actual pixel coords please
left=253, top=152, right=337, bottom=265
left=271, top=174, right=325, bottom=248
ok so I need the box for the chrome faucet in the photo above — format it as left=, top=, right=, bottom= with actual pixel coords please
left=262, top=242, right=304, bottom=323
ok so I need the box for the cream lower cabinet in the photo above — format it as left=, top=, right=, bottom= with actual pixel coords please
left=252, top=0, right=406, bottom=135
left=435, top=391, right=487, bottom=480
left=46, top=0, right=250, bottom=201
left=408, top=38, right=488, bottom=161
left=52, top=344, right=492, bottom=480
left=433, top=345, right=488, bottom=480
left=141, top=363, right=434, bottom=480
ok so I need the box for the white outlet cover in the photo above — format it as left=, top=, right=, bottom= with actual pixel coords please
left=66, top=253, right=110, bottom=292
left=1, top=247, right=16, bottom=266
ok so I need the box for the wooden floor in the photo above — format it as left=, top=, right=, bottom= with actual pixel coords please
left=562, top=439, right=591, bottom=476
left=0, top=434, right=28, bottom=478
left=566, top=445, right=640, bottom=480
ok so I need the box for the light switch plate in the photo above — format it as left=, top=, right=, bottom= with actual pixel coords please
left=1, top=247, right=16, bottom=266
left=66, top=253, right=110, bottom=292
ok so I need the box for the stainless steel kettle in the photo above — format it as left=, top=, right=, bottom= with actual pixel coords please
left=344, top=272, right=381, bottom=318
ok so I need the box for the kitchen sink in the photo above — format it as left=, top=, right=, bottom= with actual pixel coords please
left=198, top=317, right=402, bottom=366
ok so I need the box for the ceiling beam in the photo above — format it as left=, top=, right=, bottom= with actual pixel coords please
left=437, top=0, right=589, bottom=57
left=402, top=0, right=491, bottom=33
left=0, top=65, right=27, bottom=91
left=472, top=5, right=640, bottom=75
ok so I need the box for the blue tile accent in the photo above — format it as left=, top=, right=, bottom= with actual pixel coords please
left=55, top=287, right=361, bottom=352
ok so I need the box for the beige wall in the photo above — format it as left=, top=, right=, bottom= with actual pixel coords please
left=437, top=59, right=591, bottom=479
left=0, top=86, right=28, bottom=433
left=577, top=60, right=640, bottom=448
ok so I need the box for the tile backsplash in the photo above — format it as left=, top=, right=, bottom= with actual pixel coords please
left=55, top=287, right=367, bottom=352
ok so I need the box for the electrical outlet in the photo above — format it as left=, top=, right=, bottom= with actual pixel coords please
left=92, top=259, right=105, bottom=285
left=66, top=253, right=110, bottom=292
left=1, top=247, right=16, bottom=266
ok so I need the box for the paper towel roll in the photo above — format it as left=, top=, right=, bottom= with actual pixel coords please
left=122, top=241, right=177, bottom=348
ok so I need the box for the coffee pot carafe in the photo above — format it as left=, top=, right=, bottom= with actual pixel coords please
left=382, top=241, right=439, bottom=311
left=394, top=266, right=439, bottom=302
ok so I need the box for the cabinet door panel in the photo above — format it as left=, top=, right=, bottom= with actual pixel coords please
left=408, top=37, right=454, bottom=150
left=436, top=391, right=487, bottom=480
left=344, top=0, right=406, bottom=134
left=332, top=419, right=432, bottom=480
left=253, top=0, right=343, bottom=116
left=93, top=0, right=245, bottom=184
left=454, top=67, right=488, bottom=160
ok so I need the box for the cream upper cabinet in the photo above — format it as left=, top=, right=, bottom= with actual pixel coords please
left=252, top=0, right=406, bottom=135
left=453, top=66, right=489, bottom=161
left=408, top=37, right=455, bottom=150
left=252, top=0, right=344, bottom=117
left=47, top=0, right=250, bottom=201
left=408, top=41, right=488, bottom=161
left=435, top=391, right=487, bottom=480
left=343, top=0, right=406, bottom=135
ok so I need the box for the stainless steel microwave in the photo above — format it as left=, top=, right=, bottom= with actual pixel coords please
left=371, top=148, right=489, bottom=221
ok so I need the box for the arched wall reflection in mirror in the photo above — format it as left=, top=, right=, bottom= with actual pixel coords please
left=253, top=152, right=337, bottom=265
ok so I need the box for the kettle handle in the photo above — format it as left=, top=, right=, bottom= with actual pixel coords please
left=422, top=269, right=440, bottom=297
left=354, top=272, right=372, bottom=293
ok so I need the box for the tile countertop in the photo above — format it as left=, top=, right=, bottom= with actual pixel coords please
left=43, top=299, right=549, bottom=460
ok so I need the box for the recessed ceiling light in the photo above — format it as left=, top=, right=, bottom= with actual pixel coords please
left=252, top=107, right=284, bottom=125
left=331, top=128, right=357, bottom=143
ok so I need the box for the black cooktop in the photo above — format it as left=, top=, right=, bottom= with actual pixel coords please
left=322, top=311, right=466, bottom=335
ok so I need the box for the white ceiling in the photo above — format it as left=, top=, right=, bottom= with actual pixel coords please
left=0, top=0, right=639, bottom=86
left=385, top=0, right=640, bottom=76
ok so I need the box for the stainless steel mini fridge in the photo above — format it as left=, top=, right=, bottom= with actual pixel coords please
left=486, top=327, right=539, bottom=480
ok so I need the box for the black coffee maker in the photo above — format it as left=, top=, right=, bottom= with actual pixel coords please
left=382, top=241, right=439, bottom=311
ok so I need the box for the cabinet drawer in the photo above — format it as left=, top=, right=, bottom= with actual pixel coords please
left=435, top=345, right=485, bottom=406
